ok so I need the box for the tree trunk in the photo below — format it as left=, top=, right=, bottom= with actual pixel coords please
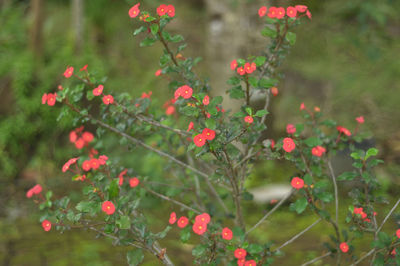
left=72, top=0, right=84, bottom=54
left=29, top=0, right=44, bottom=59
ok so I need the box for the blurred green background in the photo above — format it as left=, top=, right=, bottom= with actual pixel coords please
left=1, top=0, right=399, bottom=265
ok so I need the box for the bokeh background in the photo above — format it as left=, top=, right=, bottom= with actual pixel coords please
left=1, top=0, right=399, bottom=265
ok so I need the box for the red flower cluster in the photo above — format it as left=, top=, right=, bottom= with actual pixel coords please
left=340, top=242, right=349, bottom=253
left=141, top=91, right=152, bottom=99
left=193, top=213, right=210, bottom=235
left=282, top=137, right=295, bottom=152
left=62, top=157, right=79, bottom=172
left=26, top=184, right=42, bottom=198
left=102, top=201, right=115, bottom=215
left=356, top=116, right=364, bottom=124
left=42, top=93, right=57, bottom=106
left=258, top=5, right=311, bottom=20
left=82, top=156, right=107, bottom=172
left=193, top=128, right=215, bottom=147
left=311, top=146, right=326, bottom=157
left=174, top=85, right=193, bottom=99
left=234, top=248, right=256, bottom=266
left=129, top=3, right=140, bottom=18
left=129, top=177, right=140, bottom=188
left=353, top=207, right=372, bottom=223
left=69, top=126, right=94, bottom=149
left=337, top=126, right=351, bottom=137
left=156, top=4, right=175, bottom=17
left=42, top=220, right=52, bottom=232
left=233, top=61, right=256, bottom=76
left=163, top=98, right=176, bottom=115
left=291, top=177, right=304, bottom=190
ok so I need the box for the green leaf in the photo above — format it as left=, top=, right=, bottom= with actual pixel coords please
left=337, top=172, right=358, bottom=181
left=248, top=76, right=258, bottom=88
left=229, top=87, right=245, bottom=99
left=292, top=198, right=308, bottom=214
left=245, top=107, right=252, bottom=116
left=205, top=119, right=216, bottom=130
left=46, top=191, right=53, bottom=200
left=133, top=26, right=147, bottom=36
left=170, top=34, right=184, bottom=43
left=304, top=137, right=322, bottom=147
left=192, top=244, right=207, bottom=257
left=304, top=174, right=313, bottom=185
left=116, top=216, right=131, bottom=229
left=259, top=78, right=278, bottom=89
left=285, top=32, right=296, bottom=45
left=261, top=27, right=277, bottom=38
left=254, top=56, right=266, bottom=67
left=365, top=148, right=378, bottom=160
left=180, top=227, right=191, bottom=243
left=247, top=243, right=263, bottom=254
left=108, top=179, right=119, bottom=198
left=127, top=249, right=144, bottom=266
left=150, top=24, right=159, bottom=35
left=144, top=16, right=156, bottom=22
left=255, top=110, right=268, bottom=117
left=140, top=37, right=156, bottom=47
left=237, top=58, right=246, bottom=66
left=227, top=76, right=240, bottom=85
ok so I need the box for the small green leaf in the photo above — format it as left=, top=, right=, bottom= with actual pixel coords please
left=227, top=76, right=240, bottom=85
left=150, top=24, right=159, bottom=35
left=229, top=87, right=245, bottom=99
left=180, top=227, right=191, bottom=243
left=245, top=107, right=252, bottom=116
left=259, top=78, right=278, bottom=88
left=116, top=216, right=131, bottom=229
left=205, top=119, right=216, bottom=130
left=140, top=37, right=156, bottom=47
left=133, top=26, right=146, bottom=36
left=261, top=27, right=277, bottom=38
left=285, top=32, right=296, bottom=45
left=192, top=244, right=207, bottom=257
left=255, top=110, right=268, bottom=117
left=365, top=148, right=378, bottom=160
left=254, top=56, right=266, bottom=67
left=291, top=198, right=308, bottom=214
left=127, top=249, right=144, bottom=266
left=304, top=137, right=322, bottom=147
left=108, top=179, right=119, bottom=198
left=337, top=172, right=358, bottom=181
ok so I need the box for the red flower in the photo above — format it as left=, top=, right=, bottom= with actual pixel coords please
left=269, top=139, right=275, bottom=149
left=286, top=124, right=296, bottom=134
left=291, top=177, right=304, bottom=189
left=237, top=67, right=246, bottom=76
left=195, top=213, right=210, bottom=224
left=271, top=87, right=278, bottom=96
left=300, top=102, right=305, bottom=110
left=244, top=62, right=256, bottom=74
left=187, top=122, right=194, bottom=132
left=82, top=160, right=91, bottom=171
left=296, top=5, right=308, bottom=13
left=58, top=85, right=63, bottom=91
left=231, top=59, right=238, bottom=70
left=268, top=7, right=277, bottom=18
left=155, top=69, right=162, bottom=76
left=234, top=248, right=247, bottom=259
left=203, top=95, right=210, bottom=105
left=286, top=6, right=297, bottom=18
left=258, top=6, right=267, bottom=17
left=306, top=10, right=312, bottom=20
left=396, top=229, right=400, bottom=238
left=340, top=242, right=349, bottom=253
left=356, top=116, right=364, bottom=124
left=102, top=201, right=115, bottom=215
left=102, top=95, right=114, bottom=105
left=98, top=155, right=108, bottom=165
left=42, top=220, right=52, bottom=232
left=75, top=138, right=85, bottom=149
left=202, top=128, right=215, bottom=141
left=157, top=4, right=167, bottom=16
left=177, top=216, right=189, bottom=228
left=129, top=177, right=140, bottom=188
left=193, top=134, right=206, bottom=147
left=166, top=5, right=175, bottom=17
left=276, top=7, right=285, bottom=19
left=312, top=146, right=326, bottom=157
left=222, top=227, right=233, bottom=240
left=283, top=137, right=295, bottom=152
left=337, top=126, right=351, bottom=136
left=69, top=131, right=77, bottom=143
left=169, top=212, right=177, bottom=224
left=26, top=184, right=43, bottom=198
left=62, top=157, right=79, bottom=172
left=80, top=64, right=88, bottom=72
left=82, top=132, right=94, bottom=143
left=165, top=105, right=175, bottom=115
left=237, top=259, right=245, bottom=266
left=192, top=222, right=207, bottom=235
left=180, top=85, right=193, bottom=99
left=46, top=93, right=57, bottom=106
left=93, top=85, right=103, bottom=96
left=245, top=260, right=257, bottom=266
left=129, top=3, right=140, bottom=18
left=141, top=91, right=152, bottom=99
left=42, top=93, right=47, bottom=104
left=244, top=116, right=253, bottom=124
left=89, top=158, right=100, bottom=170
left=64, top=66, right=74, bottom=78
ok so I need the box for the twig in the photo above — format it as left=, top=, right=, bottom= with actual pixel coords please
left=246, top=189, right=294, bottom=236
left=377, top=197, right=400, bottom=233
left=327, top=160, right=339, bottom=226
left=274, top=218, right=322, bottom=251
left=301, top=252, right=332, bottom=266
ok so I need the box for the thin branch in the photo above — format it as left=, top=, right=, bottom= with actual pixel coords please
left=377, top=197, right=400, bottom=233
left=301, top=252, right=332, bottom=266
left=246, top=189, right=294, bottom=236
left=142, top=185, right=202, bottom=214
left=274, top=218, right=322, bottom=251
left=89, top=226, right=143, bottom=249
left=327, top=160, right=339, bottom=226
